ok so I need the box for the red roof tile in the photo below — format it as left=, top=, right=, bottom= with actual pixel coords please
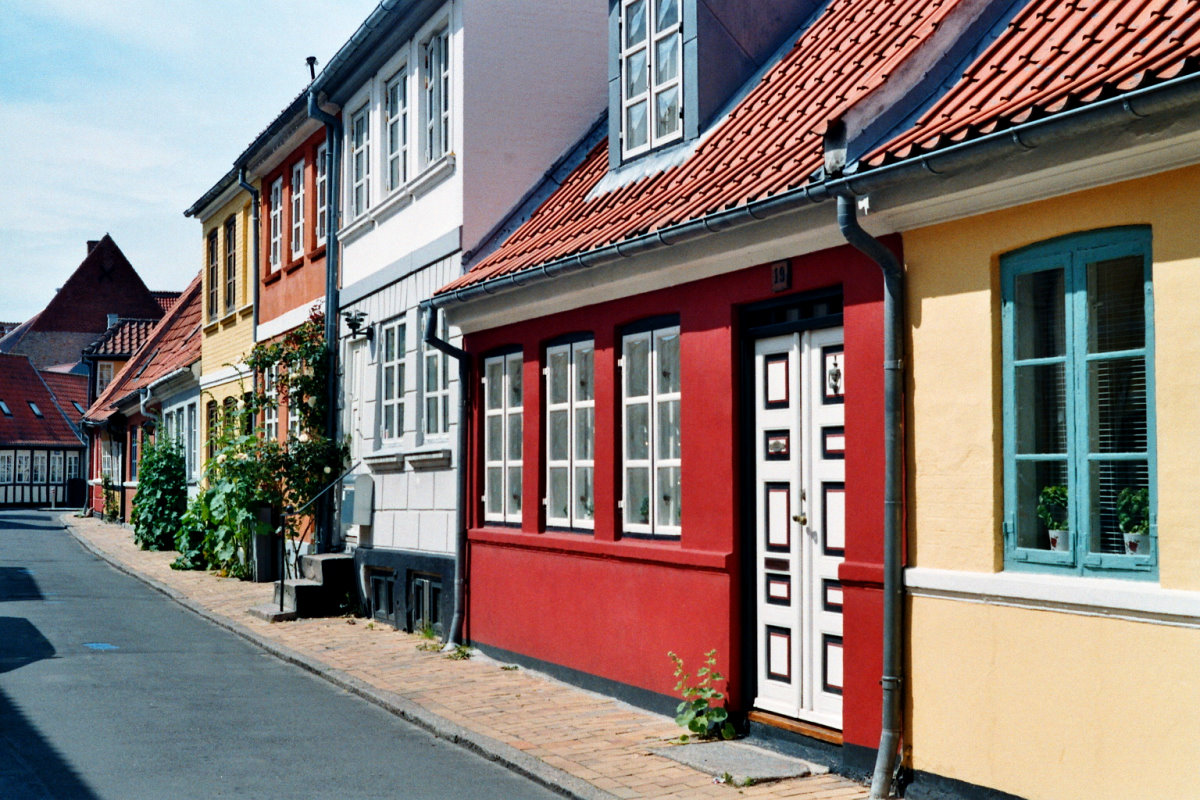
left=866, top=0, right=1200, bottom=165
left=39, top=371, right=89, bottom=423
left=84, top=318, right=159, bottom=357
left=152, top=291, right=183, bottom=314
left=0, top=354, right=84, bottom=448
left=85, top=275, right=202, bottom=422
left=441, top=0, right=962, bottom=294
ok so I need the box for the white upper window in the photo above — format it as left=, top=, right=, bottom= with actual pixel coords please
left=545, top=339, right=595, bottom=529
left=32, top=451, right=47, bottom=483
left=351, top=106, right=371, bottom=219
left=50, top=451, right=63, bottom=484
left=0, top=452, right=12, bottom=483
left=620, top=0, right=682, bottom=158
left=186, top=402, right=197, bottom=480
left=16, top=451, right=31, bottom=483
left=315, top=143, right=328, bottom=246
left=381, top=318, right=407, bottom=441
left=269, top=177, right=283, bottom=272
left=423, top=29, right=450, bottom=164
left=422, top=314, right=450, bottom=437
left=385, top=69, right=409, bottom=191
left=66, top=451, right=79, bottom=480
left=484, top=351, right=523, bottom=524
left=621, top=323, right=681, bottom=536
left=97, top=362, right=114, bottom=394
left=263, top=365, right=279, bottom=443
left=290, top=160, right=305, bottom=259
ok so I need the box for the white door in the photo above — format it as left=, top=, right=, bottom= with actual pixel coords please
left=752, top=327, right=845, bottom=728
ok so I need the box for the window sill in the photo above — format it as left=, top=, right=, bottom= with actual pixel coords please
left=339, top=154, right=458, bottom=242
left=905, top=566, right=1200, bottom=629
left=363, top=447, right=405, bottom=473
left=406, top=446, right=451, bottom=471
left=264, top=270, right=283, bottom=285
left=284, top=258, right=305, bottom=274
left=339, top=213, right=374, bottom=246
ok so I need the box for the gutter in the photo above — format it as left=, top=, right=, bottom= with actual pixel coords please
left=419, top=301, right=470, bottom=648
left=430, top=69, right=1200, bottom=309
left=307, top=90, right=343, bottom=554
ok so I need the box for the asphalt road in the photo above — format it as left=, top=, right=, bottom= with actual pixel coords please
left=0, top=509, right=561, bottom=800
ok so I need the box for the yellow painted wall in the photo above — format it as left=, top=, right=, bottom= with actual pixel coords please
left=903, top=164, right=1200, bottom=798
left=199, top=186, right=257, bottom=376
left=197, top=380, right=249, bottom=476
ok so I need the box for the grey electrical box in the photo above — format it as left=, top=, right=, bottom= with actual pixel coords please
left=341, top=473, right=374, bottom=527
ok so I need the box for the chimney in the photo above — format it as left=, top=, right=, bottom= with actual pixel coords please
left=107, top=314, right=119, bottom=329
left=87, top=240, right=100, bottom=254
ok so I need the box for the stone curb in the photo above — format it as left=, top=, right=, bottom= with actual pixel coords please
left=58, top=514, right=618, bottom=800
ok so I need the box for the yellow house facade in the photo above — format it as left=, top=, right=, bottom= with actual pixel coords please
left=902, top=164, right=1200, bottom=800
left=184, top=168, right=257, bottom=466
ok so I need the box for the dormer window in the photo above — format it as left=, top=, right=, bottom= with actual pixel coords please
left=28, top=401, right=43, bottom=418
left=619, top=0, right=682, bottom=158
left=0, top=400, right=10, bottom=416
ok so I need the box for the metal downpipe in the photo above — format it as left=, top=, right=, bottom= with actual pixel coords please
left=836, top=194, right=905, bottom=799
left=421, top=303, right=469, bottom=647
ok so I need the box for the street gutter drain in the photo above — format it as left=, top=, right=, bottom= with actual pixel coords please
left=82, top=642, right=119, bottom=651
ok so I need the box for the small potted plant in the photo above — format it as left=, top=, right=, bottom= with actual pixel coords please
left=1117, top=487, right=1150, bottom=555
left=1037, top=485, right=1069, bottom=552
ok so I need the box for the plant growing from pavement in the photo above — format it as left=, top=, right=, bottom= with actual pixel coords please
left=130, top=436, right=186, bottom=551
left=669, top=649, right=736, bottom=741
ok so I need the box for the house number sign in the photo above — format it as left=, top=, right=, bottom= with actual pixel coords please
left=770, top=260, right=791, bottom=292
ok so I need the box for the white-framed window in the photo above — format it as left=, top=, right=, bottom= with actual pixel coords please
left=263, top=365, right=279, bottom=443
left=269, top=177, right=283, bottom=272
left=422, top=314, right=450, bottom=436
left=66, top=451, right=79, bottom=480
left=621, top=323, right=681, bottom=536
left=483, top=351, right=523, bottom=524
left=545, top=339, right=595, bottom=529
left=186, top=402, right=197, bottom=480
left=381, top=317, right=407, bottom=440
left=15, top=451, right=30, bottom=483
left=351, top=105, right=371, bottom=218
left=50, top=451, right=63, bottom=484
left=290, top=160, right=306, bottom=259
left=129, top=428, right=140, bottom=481
left=385, top=69, right=409, bottom=191
left=97, top=361, right=114, bottom=394
left=423, top=28, right=450, bottom=164
left=224, top=216, right=237, bottom=312
left=32, top=451, right=47, bottom=483
left=288, top=394, right=300, bottom=438
left=315, top=143, right=328, bottom=246
left=0, top=452, right=13, bottom=483
left=208, top=228, right=220, bottom=318
left=619, top=0, right=682, bottom=158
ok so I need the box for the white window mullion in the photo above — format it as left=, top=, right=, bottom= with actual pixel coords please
left=381, top=318, right=407, bottom=441
left=622, top=325, right=680, bottom=537
left=290, top=160, right=305, bottom=259
left=269, top=178, right=283, bottom=272
left=484, top=352, right=522, bottom=524
left=315, top=143, right=328, bottom=245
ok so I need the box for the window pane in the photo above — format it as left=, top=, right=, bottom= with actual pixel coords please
left=1088, top=255, right=1145, bottom=353
left=507, top=357, right=523, bottom=407
left=384, top=326, right=395, bottom=362
left=657, top=0, right=679, bottom=29
left=1014, top=363, right=1066, bottom=454
left=1015, top=268, right=1065, bottom=359
left=626, top=467, right=650, bottom=525
left=486, top=416, right=502, bottom=461
left=657, top=398, right=681, bottom=459
left=425, top=397, right=438, bottom=432
left=1089, top=356, right=1146, bottom=454
left=507, top=466, right=522, bottom=515
left=625, top=101, right=648, bottom=151
left=575, top=344, right=594, bottom=401
left=548, top=349, right=569, bottom=404
left=507, top=412, right=522, bottom=461
left=657, top=466, right=681, bottom=528
left=549, top=410, right=569, bottom=461
left=383, top=365, right=395, bottom=401
left=425, top=352, right=438, bottom=387
left=656, top=329, right=680, bottom=394
left=655, top=86, right=680, bottom=139
left=624, top=0, right=647, bottom=46
left=626, top=402, right=649, bottom=460
left=1089, top=461, right=1149, bottom=555
left=383, top=405, right=394, bottom=438
left=654, top=33, right=679, bottom=84
left=486, top=360, right=503, bottom=409
left=1015, top=459, right=1068, bottom=551
left=575, top=467, right=594, bottom=522
left=575, top=407, right=594, bottom=461
left=625, top=336, right=649, bottom=396
left=548, top=467, right=569, bottom=520
left=626, top=48, right=647, bottom=97
left=486, top=467, right=502, bottom=514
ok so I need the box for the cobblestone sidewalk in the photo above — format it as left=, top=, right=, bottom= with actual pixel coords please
left=60, top=512, right=869, bottom=800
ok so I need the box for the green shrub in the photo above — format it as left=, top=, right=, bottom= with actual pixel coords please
left=669, top=649, right=736, bottom=741
left=130, top=437, right=187, bottom=550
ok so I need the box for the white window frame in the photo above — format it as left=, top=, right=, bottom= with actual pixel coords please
left=621, top=324, right=681, bottom=537
left=315, top=143, right=328, bottom=246
left=97, top=361, right=114, bottom=394
left=422, top=28, right=450, bottom=165
left=0, top=452, right=13, bottom=483
left=350, top=105, right=371, bottom=219
left=290, top=160, right=306, bottom=260
left=32, top=451, right=47, bottom=483
left=619, top=0, right=683, bottom=159
left=15, top=451, right=30, bottom=483
left=483, top=351, right=523, bottom=525
left=269, top=177, right=283, bottom=272
left=385, top=68, right=409, bottom=192
left=50, top=451, right=63, bottom=484
left=263, top=365, right=279, bottom=442
left=380, top=317, right=407, bottom=441
left=66, top=451, right=79, bottom=480
left=186, top=402, right=197, bottom=480
left=545, top=339, right=595, bottom=530
left=422, top=314, right=450, bottom=437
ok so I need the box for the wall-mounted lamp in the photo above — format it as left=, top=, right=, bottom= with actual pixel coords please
left=342, top=310, right=372, bottom=341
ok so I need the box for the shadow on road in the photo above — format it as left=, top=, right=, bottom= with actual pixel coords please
left=0, top=689, right=101, bottom=800
left=0, top=569, right=43, bottom=603
left=0, top=617, right=55, bottom=673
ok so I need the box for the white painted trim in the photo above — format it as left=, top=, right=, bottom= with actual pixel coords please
left=257, top=298, right=326, bottom=343
left=905, top=567, right=1200, bottom=629
left=199, top=363, right=251, bottom=390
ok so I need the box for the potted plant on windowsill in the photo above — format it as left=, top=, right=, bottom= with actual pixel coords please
left=1118, top=487, right=1150, bottom=555
left=1037, top=484, right=1069, bottom=552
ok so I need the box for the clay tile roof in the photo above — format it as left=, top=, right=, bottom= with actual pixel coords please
left=0, top=354, right=84, bottom=448
left=152, top=291, right=183, bottom=314
left=84, top=318, right=159, bottom=357
left=865, top=0, right=1200, bottom=166
left=84, top=275, right=202, bottom=422
left=38, top=371, right=89, bottom=423
left=440, top=0, right=962, bottom=294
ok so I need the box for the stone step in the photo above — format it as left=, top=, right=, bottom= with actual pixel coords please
left=247, top=603, right=298, bottom=623
left=272, top=577, right=343, bottom=617
left=299, top=552, right=354, bottom=585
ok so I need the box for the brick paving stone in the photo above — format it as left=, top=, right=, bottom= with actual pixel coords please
left=60, top=512, right=871, bottom=800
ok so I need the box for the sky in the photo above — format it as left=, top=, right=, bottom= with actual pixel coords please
left=0, top=0, right=380, bottom=323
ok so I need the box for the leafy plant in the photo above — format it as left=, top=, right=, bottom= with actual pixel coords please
left=130, top=437, right=187, bottom=550
left=1036, top=484, right=1068, bottom=530
left=445, top=645, right=472, bottom=660
left=101, top=475, right=120, bottom=522
left=1117, top=487, right=1149, bottom=535
left=669, top=649, right=736, bottom=741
